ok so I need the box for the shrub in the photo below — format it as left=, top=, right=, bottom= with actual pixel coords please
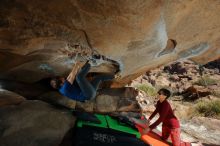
left=194, top=76, right=218, bottom=86
left=194, top=100, right=220, bottom=119
left=136, top=84, right=157, bottom=96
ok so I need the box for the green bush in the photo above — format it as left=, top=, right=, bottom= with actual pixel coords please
left=136, top=84, right=157, bottom=96
left=194, top=76, right=218, bottom=86
left=195, top=100, right=220, bottom=119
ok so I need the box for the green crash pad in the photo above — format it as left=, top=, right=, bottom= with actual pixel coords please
left=105, top=115, right=140, bottom=138
left=77, top=114, right=108, bottom=128
left=76, top=114, right=141, bottom=138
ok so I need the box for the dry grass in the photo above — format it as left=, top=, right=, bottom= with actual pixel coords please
left=194, top=100, right=220, bottom=119
left=136, top=84, right=157, bottom=96
left=194, top=76, right=218, bottom=86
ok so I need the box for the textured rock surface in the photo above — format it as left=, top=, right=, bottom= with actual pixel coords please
left=95, top=95, right=119, bottom=112
left=0, top=100, right=76, bottom=146
left=181, top=117, right=220, bottom=145
left=0, top=89, right=25, bottom=107
left=74, top=87, right=142, bottom=113
left=0, top=0, right=220, bottom=85
left=39, top=91, right=77, bottom=109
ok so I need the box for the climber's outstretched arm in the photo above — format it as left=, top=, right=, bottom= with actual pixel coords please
left=66, top=63, right=80, bottom=84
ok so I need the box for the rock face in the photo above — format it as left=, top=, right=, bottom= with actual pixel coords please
left=0, top=0, right=220, bottom=85
left=0, top=89, right=25, bottom=107
left=0, top=100, right=76, bottom=146
left=75, top=87, right=142, bottom=113
left=181, top=117, right=220, bottom=145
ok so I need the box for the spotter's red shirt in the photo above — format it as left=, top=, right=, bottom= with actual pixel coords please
left=149, top=100, right=180, bottom=129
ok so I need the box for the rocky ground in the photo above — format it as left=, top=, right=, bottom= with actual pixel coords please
left=131, top=59, right=220, bottom=145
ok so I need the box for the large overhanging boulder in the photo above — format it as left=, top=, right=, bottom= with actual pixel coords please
left=0, top=0, right=219, bottom=86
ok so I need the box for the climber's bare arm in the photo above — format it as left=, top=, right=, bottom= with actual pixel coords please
left=67, top=63, right=80, bottom=84
left=66, top=61, right=87, bottom=84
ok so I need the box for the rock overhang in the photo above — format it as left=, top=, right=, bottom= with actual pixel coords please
left=0, top=0, right=220, bottom=85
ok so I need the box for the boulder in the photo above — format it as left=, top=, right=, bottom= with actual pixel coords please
left=95, top=94, right=119, bottom=113
left=0, top=100, right=76, bottom=146
left=73, top=87, right=142, bottom=113
left=0, top=89, right=25, bottom=107
left=39, top=91, right=76, bottom=109
left=183, top=85, right=212, bottom=100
